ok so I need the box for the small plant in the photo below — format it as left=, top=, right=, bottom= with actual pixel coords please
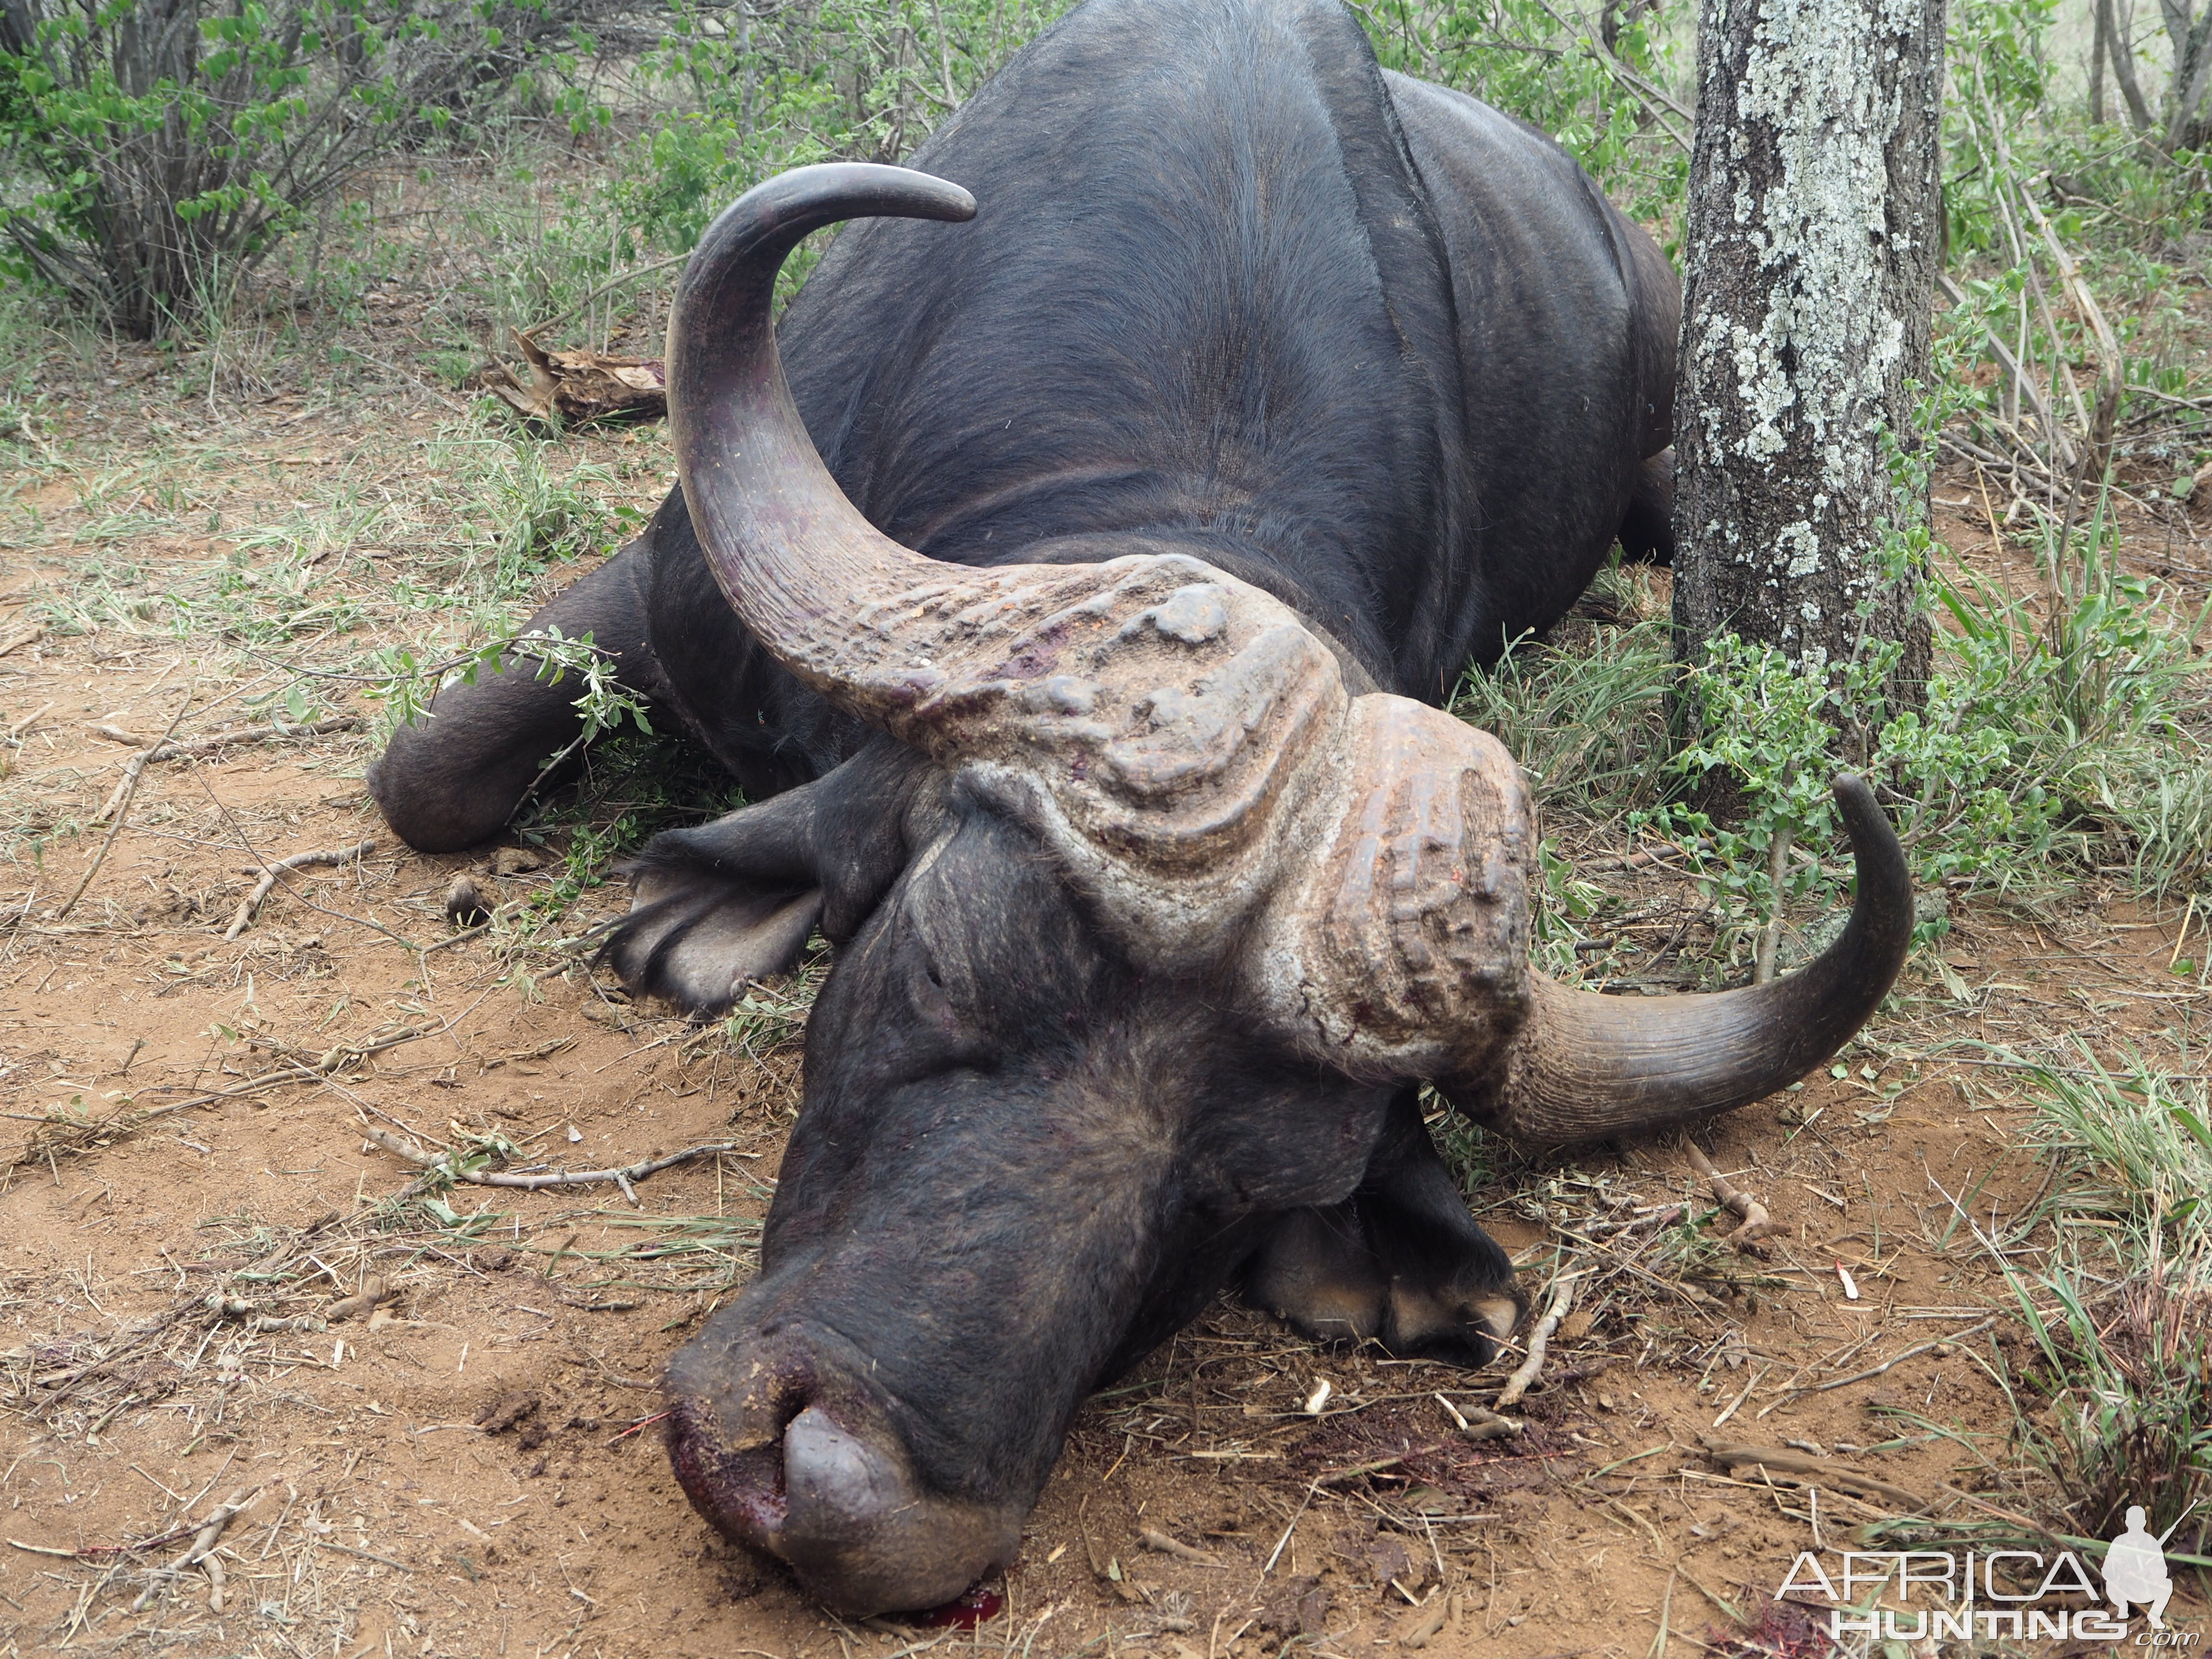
left=1629, top=467, right=2210, bottom=980
left=366, top=621, right=649, bottom=754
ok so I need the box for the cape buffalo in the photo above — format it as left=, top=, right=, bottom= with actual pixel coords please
left=369, top=0, right=1912, bottom=1616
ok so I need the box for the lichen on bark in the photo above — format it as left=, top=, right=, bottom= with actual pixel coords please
left=1671, top=0, right=1945, bottom=712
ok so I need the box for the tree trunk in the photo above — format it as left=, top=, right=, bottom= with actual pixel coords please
left=2092, top=0, right=2109, bottom=122
left=2166, top=1, right=2212, bottom=149
left=2105, top=0, right=2157, bottom=130
left=1671, top=0, right=1944, bottom=733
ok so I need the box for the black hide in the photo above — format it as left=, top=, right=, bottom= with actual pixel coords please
left=371, top=0, right=1675, bottom=849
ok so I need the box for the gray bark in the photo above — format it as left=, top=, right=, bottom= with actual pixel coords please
left=2166, top=0, right=2212, bottom=147
left=2092, top=0, right=2109, bottom=123
left=2105, top=0, right=2157, bottom=130
left=1671, top=0, right=1945, bottom=725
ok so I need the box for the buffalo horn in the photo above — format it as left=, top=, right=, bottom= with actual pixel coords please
left=1445, top=776, right=1913, bottom=1148
left=668, top=164, right=1359, bottom=962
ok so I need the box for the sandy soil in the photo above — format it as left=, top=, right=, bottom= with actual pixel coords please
left=0, top=329, right=2208, bottom=1659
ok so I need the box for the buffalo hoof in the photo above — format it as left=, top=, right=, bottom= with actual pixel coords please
left=662, top=1317, right=1019, bottom=1617
left=1243, top=1202, right=1524, bottom=1368
left=603, top=870, right=822, bottom=1018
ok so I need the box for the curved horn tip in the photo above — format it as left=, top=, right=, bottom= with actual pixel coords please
left=1831, top=771, right=1876, bottom=825
left=712, top=163, right=976, bottom=253
left=1455, top=766, right=1915, bottom=1151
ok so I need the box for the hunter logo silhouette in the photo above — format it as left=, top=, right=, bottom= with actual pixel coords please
left=2105, top=1504, right=2197, bottom=1630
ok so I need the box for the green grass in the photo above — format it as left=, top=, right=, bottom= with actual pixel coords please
left=1981, top=1051, right=2212, bottom=1551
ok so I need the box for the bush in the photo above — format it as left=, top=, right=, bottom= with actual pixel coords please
left=0, top=0, right=609, bottom=337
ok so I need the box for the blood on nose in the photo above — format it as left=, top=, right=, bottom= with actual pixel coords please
left=664, top=1366, right=817, bottom=1542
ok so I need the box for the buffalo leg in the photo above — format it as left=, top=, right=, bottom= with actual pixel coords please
left=1243, top=1089, right=1523, bottom=1366
left=369, top=540, right=661, bottom=853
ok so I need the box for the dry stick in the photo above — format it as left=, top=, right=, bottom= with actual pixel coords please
left=1751, top=818, right=1794, bottom=986
left=1138, top=1528, right=1221, bottom=1566
left=361, top=1127, right=741, bottom=1194
left=2017, top=181, right=2124, bottom=493
left=1436, top=1392, right=1522, bottom=1443
left=519, top=255, right=689, bottom=344
left=1940, top=431, right=2056, bottom=493
left=1495, top=1269, right=1579, bottom=1409
left=188, top=768, right=420, bottom=955
left=1397, top=1592, right=1450, bottom=1649
left=315, top=1538, right=413, bottom=1572
left=131, top=1487, right=258, bottom=1612
left=1936, top=273, right=2068, bottom=453
left=223, top=840, right=374, bottom=941
left=1791, top=1316, right=1997, bottom=1396
left=1683, top=1142, right=1772, bottom=1248
left=9, top=985, right=504, bottom=1165
left=1698, top=1437, right=1929, bottom=1512
left=54, top=692, right=194, bottom=922
left=1972, top=85, right=2087, bottom=475
left=93, top=716, right=362, bottom=822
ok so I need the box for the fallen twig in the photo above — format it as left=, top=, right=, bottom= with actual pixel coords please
left=1936, top=272, right=2069, bottom=457
left=2018, top=180, right=2123, bottom=486
left=131, top=1487, right=258, bottom=1612
left=1316, top=1453, right=1417, bottom=1488
left=6, top=699, right=54, bottom=740
left=6, top=1537, right=79, bottom=1558
left=1582, top=1203, right=1685, bottom=1241
left=1138, top=1527, right=1221, bottom=1565
left=1434, top=1392, right=1522, bottom=1442
left=1496, top=1269, right=1579, bottom=1409
left=360, top=1127, right=742, bottom=1193
left=55, top=693, right=193, bottom=920
left=325, top=1277, right=391, bottom=1322
left=1684, top=1142, right=1772, bottom=1248
left=95, top=716, right=362, bottom=822
left=315, top=1538, right=413, bottom=1571
left=1793, top=1317, right=1997, bottom=1395
left=520, top=253, right=689, bottom=342
left=1575, top=836, right=1715, bottom=875
left=1698, top=1436, right=1930, bottom=1512
left=224, top=840, right=374, bottom=940
left=1397, top=1591, right=1449, bottom=1648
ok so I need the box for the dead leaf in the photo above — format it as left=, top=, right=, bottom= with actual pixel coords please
left=480, top=329, right=665, bottom=427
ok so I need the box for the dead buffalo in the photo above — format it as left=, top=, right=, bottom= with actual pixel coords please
left=368, top=0, right=1912, bottom=1616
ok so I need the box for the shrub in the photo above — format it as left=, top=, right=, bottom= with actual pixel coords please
left=0, top=0, right=600, bottom=337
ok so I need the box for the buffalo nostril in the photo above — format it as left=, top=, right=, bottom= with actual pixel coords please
left=664, top=1326, right=1022, bottom=1616
left=780, top=1406, right=910, bottom=1543
left=770, top=1405, right=1014, bottom=1616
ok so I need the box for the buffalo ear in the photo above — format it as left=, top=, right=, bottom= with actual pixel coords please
left=601, top=739, right=928, bottom=1017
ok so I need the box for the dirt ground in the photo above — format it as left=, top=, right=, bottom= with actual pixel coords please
left=1, top=325, right=2208, bottom=1659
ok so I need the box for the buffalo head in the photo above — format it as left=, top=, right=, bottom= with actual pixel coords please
left=609, top=164, right=1911, bottom=1615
